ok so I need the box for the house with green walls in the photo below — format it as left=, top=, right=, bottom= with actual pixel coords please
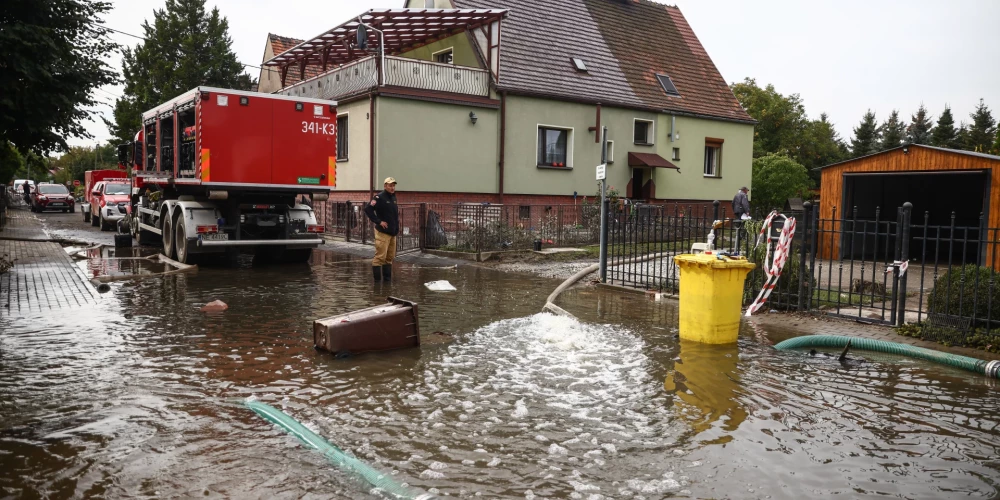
left=259, top=0, right=754, bottom=209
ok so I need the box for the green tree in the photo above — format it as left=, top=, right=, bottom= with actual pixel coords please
left=799, top=113, right=848, bottom=183
left=109, top=0, right=254, bottom=144
left=992, top=127, right=1000, bottom=156
left=0, top=0, right=118, bottom=156
left=850, top=110, right=880, bottom=157
left=730, top=79, right=847, bottom=180
left=751, top=154, right=813, bottom=211
left=879, top=110, right=906, bottom=150
left=967, top=99, right=997, bottom=153
left=0, top=142, right=25, bottom=185
left=730, top=78, right=807, bottom=159
left=50, top=144, right=119, bottom=185
left=930, top=106, right=959, bottom=149
left=956, top=122, right=972, bottom=150
left=906, top=104, right=934, bottom=144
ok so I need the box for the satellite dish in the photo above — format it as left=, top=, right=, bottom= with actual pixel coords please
left=356, top=23, right=368, bottom=50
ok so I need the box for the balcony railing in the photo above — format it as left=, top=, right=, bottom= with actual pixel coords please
left=278, top=55, right=490, bottom=100
left=279, top=57, right=378, bottom=100
left=383, top=56, right=490, bottom=96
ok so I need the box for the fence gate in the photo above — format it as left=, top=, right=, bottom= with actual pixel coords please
left=802, top=202, right=912, bottom=326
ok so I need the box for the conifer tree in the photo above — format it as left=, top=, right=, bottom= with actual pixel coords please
left=109, top=0, right=254, bottom=144
left=850, top=110, right=880, bottom=157
left=967, top=99, right=997, bottom=153
left=879, top=110, right=906, bottom=150
left=930, top=106, right=959, bottom=149
left=906, top=104, right=934, bottom=144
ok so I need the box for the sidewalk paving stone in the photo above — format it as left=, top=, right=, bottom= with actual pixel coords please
left=0, top=212, right=97, bottom=315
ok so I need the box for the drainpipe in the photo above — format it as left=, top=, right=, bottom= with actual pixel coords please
left=499, top=90, right=506, bottom=204
left=369, top=94, right=375, bottom=198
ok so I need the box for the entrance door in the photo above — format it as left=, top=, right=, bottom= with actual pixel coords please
left=631, top=168, right=645, bottom=201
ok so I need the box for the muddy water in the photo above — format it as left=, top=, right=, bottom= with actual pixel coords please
left=1, top=253, right=999, bottom=499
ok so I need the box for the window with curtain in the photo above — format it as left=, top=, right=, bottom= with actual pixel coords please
left=537, top=127, right=569, bottom=167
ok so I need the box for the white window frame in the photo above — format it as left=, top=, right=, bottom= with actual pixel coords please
left=432, top=47, right=454, bottom=65
left=633, top=118, right=654, bottom=146
left=535, top=124, right=574, bottom=169
left=606, top=140, right=615, bottom=164
left=704, top=144, right=722, bottom=177
left=336, top=112, right=349, bottom=162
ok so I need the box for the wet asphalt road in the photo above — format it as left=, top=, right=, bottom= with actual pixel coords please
left=34, top=205, right=118, bottom=247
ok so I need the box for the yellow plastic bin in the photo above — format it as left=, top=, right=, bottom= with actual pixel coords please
left=673, top=253, right=756, bottom=344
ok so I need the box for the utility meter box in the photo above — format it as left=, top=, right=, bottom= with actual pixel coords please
left=313, top=297, right=420, bottom=356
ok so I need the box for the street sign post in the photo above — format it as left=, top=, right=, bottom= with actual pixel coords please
left=596, top=163, right=606, bottom=181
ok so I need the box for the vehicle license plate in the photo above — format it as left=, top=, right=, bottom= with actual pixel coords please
left=202, top=233, right=229, bottom=241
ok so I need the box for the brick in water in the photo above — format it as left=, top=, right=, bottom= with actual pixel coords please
left=200, top=300, right=228, bottom=312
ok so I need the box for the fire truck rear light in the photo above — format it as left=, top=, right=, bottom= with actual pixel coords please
left=240, top=96, right=249, bottom=106
left=196, top=225, right=218, bottom=234
left=295, top=102, right=304, bottom=112
left=307, top=225, right=324, bottom=233
left=254, top=204, right=271, bottom=209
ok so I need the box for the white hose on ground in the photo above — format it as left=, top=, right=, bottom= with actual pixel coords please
left=543, top=252, right=671, bottom=318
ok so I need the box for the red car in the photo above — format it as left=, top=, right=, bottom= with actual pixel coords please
left=31, top=183, right=75, bottom=213
left=90, top=180, right=131, bottom=231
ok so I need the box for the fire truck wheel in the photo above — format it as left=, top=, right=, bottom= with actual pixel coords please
left=162, top=214, right=175, bottom=259
left=174, top=217, right=198, bottom=265
left=99, top=213, right=111, bottom=231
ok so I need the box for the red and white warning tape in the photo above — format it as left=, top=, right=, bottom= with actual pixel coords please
left=745, top=211, right=796, bottom=317
left=884, top=260, right=909, bottom=277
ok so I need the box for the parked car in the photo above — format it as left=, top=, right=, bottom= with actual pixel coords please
left=31, top=183, right=75, bottom=213
left=90, top=180, right=131, bottom=231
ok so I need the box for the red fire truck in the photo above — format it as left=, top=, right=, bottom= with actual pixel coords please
left=121, top=87, right=337, bottom=264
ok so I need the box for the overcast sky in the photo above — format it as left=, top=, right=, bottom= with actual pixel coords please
left=75, top=0, right=1000, bottom=148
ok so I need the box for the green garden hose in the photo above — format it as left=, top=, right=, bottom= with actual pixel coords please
left=774, top=335, right=1000, bottom=379
left=245, top=400, right=437, bottom=500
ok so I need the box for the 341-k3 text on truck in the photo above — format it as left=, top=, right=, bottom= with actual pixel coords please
left=117, top=87, right=337, bottom=265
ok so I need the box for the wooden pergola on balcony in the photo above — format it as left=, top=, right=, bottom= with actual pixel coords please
left=264, top=8, right=508, bottom=93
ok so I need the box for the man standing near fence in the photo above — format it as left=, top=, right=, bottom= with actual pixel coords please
left=732, top=186, right=751, bottom=254
left=364, top=177, right=399, bottom=282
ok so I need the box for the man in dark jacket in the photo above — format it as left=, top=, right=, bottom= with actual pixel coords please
left=732, top=186, right=751, bottom=254
left=363, top=177, right=399, bottom=282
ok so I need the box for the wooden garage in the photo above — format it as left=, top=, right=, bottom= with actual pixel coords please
left=817, top=144, right=1000, bottom=263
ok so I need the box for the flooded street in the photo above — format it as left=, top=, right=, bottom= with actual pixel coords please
left=2, top=250, right=999, bottom=499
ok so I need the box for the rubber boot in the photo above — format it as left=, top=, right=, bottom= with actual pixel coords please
left=381, top=264, right=392, bottom=283
left=373, top=265, right=382, bottom=282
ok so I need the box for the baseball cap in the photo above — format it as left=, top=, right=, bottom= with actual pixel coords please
left=384, top=177, right=397, bottom=185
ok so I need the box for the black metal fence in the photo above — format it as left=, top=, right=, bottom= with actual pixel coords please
left=599, top=197, right=1000, bottom=348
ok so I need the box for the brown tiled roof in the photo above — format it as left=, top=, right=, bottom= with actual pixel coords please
left=453, top=0, right=752, bottom=123
left=267, top=33, right=323, bottom=86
